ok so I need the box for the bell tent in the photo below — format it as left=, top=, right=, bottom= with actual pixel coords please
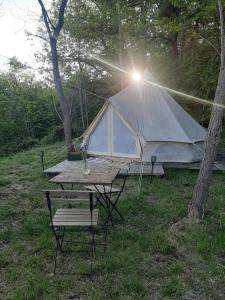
left=83, top=70, right=206, bottom=163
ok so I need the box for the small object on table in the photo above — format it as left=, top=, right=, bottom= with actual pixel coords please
left=80, top=142, right=91, bottom=175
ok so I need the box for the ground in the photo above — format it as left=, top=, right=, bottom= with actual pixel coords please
left=1, top=142, right=225, bottom=299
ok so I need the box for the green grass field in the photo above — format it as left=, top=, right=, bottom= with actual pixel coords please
left=1, top=142, right=225, bottom=299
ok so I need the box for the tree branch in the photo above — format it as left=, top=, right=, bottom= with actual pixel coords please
left=38, top=0, right=52, bottom=37
left=26, top=31, right=49, bottom=42
left=51, top=94, right=63, bottom=123
left=198, top=33, right=221, bottom=57
left=54, top=0, right=68, bottom=39
left=46, top=11, right=56, bottom=31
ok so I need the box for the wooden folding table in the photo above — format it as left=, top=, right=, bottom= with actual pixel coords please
left=49, top=166, right=125, bottom=225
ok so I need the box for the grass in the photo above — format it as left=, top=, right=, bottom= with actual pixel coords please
left=1, top=142, right=225, bottom=299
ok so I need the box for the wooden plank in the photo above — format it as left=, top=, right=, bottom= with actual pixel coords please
left=49, top=167, right=119, bottom=185
left=53, top=220, right=98, bottom=226
left=44, top=190, right=95, bottom=198
left=49, top=198, right=92, bottom=203
left=44, top=159, right=165, bottom=177
left=44, top=158, right=128, bottom=175
left=54, top=215, right=98, bottom=221
left=56, top=209, right=98, bottom=214
left=55, top=215, right=98, bottom=219
left=120, top=163, right=164, bottom=176
left=55, top=209, right=98, bottom=217
left=53, top=208, right=99, bottom=226
left=163, top=161, right=225, bottom=171
left=54, top=213, right=98, bottom=218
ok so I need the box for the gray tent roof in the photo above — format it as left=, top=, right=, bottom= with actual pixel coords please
left=108, top=71, right=206, bottom=143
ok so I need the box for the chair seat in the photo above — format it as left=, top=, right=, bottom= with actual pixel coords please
left=85, top=185, right=120, bottom=194
left=52, top=209, right=99, bottom=226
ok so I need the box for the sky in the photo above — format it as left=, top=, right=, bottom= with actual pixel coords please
left=0, top=0, right=52, bottom=71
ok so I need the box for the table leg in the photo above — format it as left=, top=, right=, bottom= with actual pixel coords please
left=94, top=185, right=114, bottom=227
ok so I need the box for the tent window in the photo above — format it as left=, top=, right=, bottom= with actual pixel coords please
left=112, top=110, right=137, bottom=154
left=87, top=108, right=109, bottom=153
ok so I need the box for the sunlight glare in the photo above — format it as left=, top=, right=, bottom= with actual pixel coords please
left=132, top=72, right=141, bottom=81
left=90, top=55, right=225, bottom=109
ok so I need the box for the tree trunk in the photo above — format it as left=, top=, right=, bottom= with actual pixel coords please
left=188, top=68, right=225, bottom=220
left=170, top=32, right=179, bottom=59
left=38, top=0, right=74, bottom=153
left=50, top=37, right=74, bottom=152
left=77, top=59, right=85, bottom=132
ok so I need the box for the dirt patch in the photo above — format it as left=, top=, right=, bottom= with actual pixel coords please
left=143, top=253, right=182, bottom=272
left=10, top=182, right=33, bottom=191
left=146, top=195, right=158, bottom=204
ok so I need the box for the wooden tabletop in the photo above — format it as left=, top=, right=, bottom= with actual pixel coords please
left=49, top=166, right=120, bottom=185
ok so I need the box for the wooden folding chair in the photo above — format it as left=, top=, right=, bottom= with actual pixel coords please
left=44, top=190, right=99, bottom=276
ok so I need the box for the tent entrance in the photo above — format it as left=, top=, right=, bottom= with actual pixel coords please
left=87, top=104, right=140, bottom=158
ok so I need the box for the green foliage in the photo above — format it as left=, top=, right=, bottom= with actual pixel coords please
left=56, top=0, right=222, bottom=123
left=0, top=71, right=61, bottom=156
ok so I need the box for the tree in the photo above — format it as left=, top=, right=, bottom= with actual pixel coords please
left=0, top=66, right=60, bottom=156
left=38, top=0, right=74, bottom=152
left=188, top=0, right=225, bottom=221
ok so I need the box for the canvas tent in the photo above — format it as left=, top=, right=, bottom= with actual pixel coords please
left=83, top=70, right=206, bottom=163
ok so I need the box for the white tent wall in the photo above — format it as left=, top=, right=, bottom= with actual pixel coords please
left=86, top=104, right=140, bottom=158
left=86, top=104, right=110, bottom=155
left=111, top=108, right=139, bottom=157
left=142, top=141, right=204, bottom=163
left=109, top=81, right=206, bottom=143
left=84, top=70, right=206, bottom=163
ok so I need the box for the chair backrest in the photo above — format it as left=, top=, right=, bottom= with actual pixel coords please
left=44, top=190, right=96, bottom=225
left=44, top=190, right=95, bottom=201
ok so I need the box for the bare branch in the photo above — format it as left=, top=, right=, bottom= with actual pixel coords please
left=54, top=0, right=68, bottom=39
left=198, top=33, right=221, bottom=57
left=26, top=31, right=49, bottom=42
left=51, top=94, right=63, bottom=123
left=38, top=0, right=52, bottom=37
left=46, top=11, right=56, bottom=31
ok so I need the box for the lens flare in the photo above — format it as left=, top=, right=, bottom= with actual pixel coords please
left=132, top=72, right=141, bottom=81
left=90, top=54, right=225, bottom=109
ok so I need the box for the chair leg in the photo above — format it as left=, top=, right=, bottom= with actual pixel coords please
left=90, top=225, right=96, bottom=280
left=103, top=223, right=108, bottom=254
left=52, top=229, right=65, bottom=275
left=53, top=242, right=59, bottom=275
left=109, top=198, right=125, bottom=221
left=104, top=193, right=125, bottom=226
left=59, top=227, right=65, bottom=248
left=95, top=196, right=107, bottom=212
left=104, top=197, right=114, bottom=227
left=52, top=227, right=64, bottom=253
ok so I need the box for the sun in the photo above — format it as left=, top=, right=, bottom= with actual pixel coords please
left=132, top=72, right=141, bottom=81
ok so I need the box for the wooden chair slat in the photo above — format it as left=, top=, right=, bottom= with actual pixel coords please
left=56, top=209, right=98, bottom=214
left=53, top=216, right=98, bottom=222
left=46, top=198, right=96, bottom=205
left=44, top=190, right=95, bottom=198
left=52, top=221, right=98, bottom=226
left=54, top=214, right=98, bottom=219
